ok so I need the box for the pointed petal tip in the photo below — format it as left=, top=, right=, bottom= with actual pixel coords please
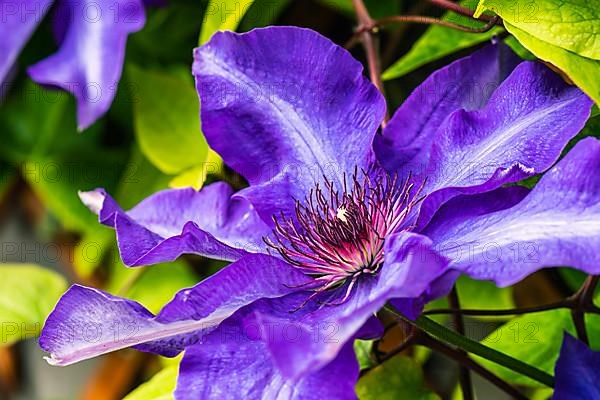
left=78, top=189, right=105, bottom=215
left=43, top=355, right=63, bottom=366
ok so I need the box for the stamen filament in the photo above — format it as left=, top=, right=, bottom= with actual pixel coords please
left=264, top=169, right=424, bottom=307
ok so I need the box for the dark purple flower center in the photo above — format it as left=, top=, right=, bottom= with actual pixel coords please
left=265, top=170, right=424, bottom=302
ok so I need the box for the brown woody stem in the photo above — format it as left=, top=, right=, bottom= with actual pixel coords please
left=428, top=0, right=498, bottom=23
left=570, top=275, right=599, bottom=345
left=351, top=0, right=389, bottom=127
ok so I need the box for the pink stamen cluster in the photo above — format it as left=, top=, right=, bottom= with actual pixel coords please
left=265, top=170, right=424, bottom=305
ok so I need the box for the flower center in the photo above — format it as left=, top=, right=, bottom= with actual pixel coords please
left=265, top=170, right=424, bottom=303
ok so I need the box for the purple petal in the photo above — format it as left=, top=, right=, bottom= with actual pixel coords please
left=40, top=285, right=158, bottom=366
left=40, top=254, right=311, bottom=365
left=421, top=186, right=530, bottom=235
left=80, top=182, right=270, bottom=266
left=390, top=269, right=462, bottom=320
left=0, top=0, right=52, bottom=84
left=27, top=0, right=145, bottom=130
left=375, top=42, right=520, bottom=176
left=250, top=232, right=448, bottom=379
left=427, top=137, right=600, bottom=286
left=415, top=61, right=593, bottom=229
left=402, top=186, right=531, bottom=314
left=381, top=232, right=451, bottom=298
left=193, top=26, right=385, bottom=221
left=50, top=0, right=71, bottom=44
left=176, top=317, right=358, bottom=400
left=140, top=0, right=166, bottom=7
left=553, top=334, right=600, bottom=400
left=382, top=233, right=463, bottom=320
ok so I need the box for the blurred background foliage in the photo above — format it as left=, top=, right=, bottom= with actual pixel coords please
left=0, top=0, right=598, bottom=399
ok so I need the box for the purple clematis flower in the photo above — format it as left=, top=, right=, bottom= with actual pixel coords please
left=40, top=27, right=599, bottom=398
left=0, top=0, right=146, bottom=129
left=553, top=334, right=600, bottom=399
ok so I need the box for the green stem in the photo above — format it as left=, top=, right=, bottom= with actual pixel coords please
left=385, top=306, right=555, bottom=388
left=448, top=287, right=474, bottom=400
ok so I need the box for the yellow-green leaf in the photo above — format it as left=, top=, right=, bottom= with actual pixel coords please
left=474, top=0, right=600, bottom=60
left=504, top=22, right=600, bottom=104
left=123, top=366, right=178, bottom=400
left=199, top=0, right=256, bottom=45
left=73, top=227, right=113, bottom=279
left=169, top=148, right=223, bottom=190
left=456, top=275, right=515, bottom=313
left=169, top=165, right=207, bottom=190
left=128, top=65, right=208, bottom=176
left=503, top=34, right=535, bottom=60
left=354, top=339, right=374, bottom=370
left=356, top=356, right=440, bottom=399
left=0, top=264, right=67, bottom=346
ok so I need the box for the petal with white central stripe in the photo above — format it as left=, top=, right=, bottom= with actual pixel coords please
left=39, top=254, right=310, bottom=365
left=426, top=137, right=600, bottom=286
left=415, top=61, right=593, bottom=229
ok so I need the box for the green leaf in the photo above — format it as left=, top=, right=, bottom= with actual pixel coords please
left=23, top=151, right=125, bottom=234
left=531, top=387, right=555, bottom=400
left=0, top=81, right=71, bottom=164
left=474, top=0, right=599, bottom=60
left=168, top=165, right=208, bottom=190
left=0, top=80, right=128, bottom=236
left=382, top=0, right=503, bottom=80
left=316, top=0, right=354, bottom=13
left=123, top=365, right=178, bottom=400
left=0, top=165, right=16, bottom=203
left=128, top=65, right=208, bottom=176
left=0, top=81, right=109, bottom=164
left=73, top=228, right=114, bottom=279
left=502, top=22, right=600, bottom=105
left=476, top=309, right=600, bottom=387
left=456, top=275, right=515, bottom=312
left=169, top=148, right=223, bottom=190
left=199, top=0, right=256, bottom=45
left=558, top=268, right=587, bottom=291
left=426, top=276, right=514, bottom=321
left=0, top=264, right=67, bottom=346
left=112, top=145, right=172, bottom=210
left=354, top=339, right=374, bottom=370
left=503, top=34, right=535, bottom=60
left=239, top=0, right=291, bottom=31
left=317, top=0, right=401, bottom=18
left=129, top=4, right=203, bottom=64
left=356, top=356, right=440, bottom=400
